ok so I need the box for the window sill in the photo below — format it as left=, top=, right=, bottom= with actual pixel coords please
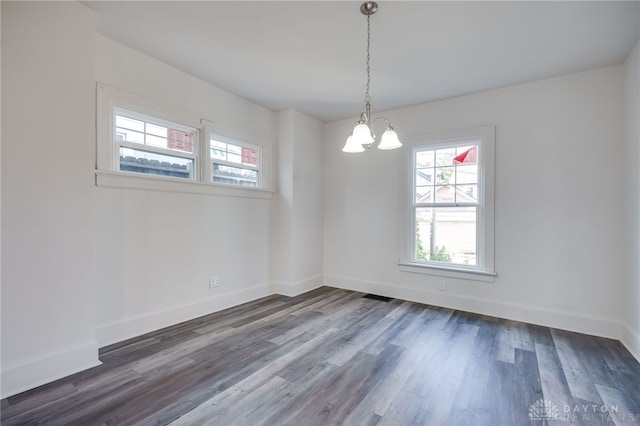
left=95, top=170, right=274, bottom=200
left=398, top=261, right=496, bottom=282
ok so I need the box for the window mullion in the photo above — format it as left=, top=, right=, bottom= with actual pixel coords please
left=202, top=126, right=212, bottom=183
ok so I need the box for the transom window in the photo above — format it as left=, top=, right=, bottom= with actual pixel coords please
left=210, top=138, right=261, bottom=187
left=96, top=83, right=271, bottom=197
left=115, top=109, right=197, bottom=180
left=403, top=126, right=495, bottom=277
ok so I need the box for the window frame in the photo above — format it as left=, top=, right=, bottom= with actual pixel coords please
left=400, top=126, right=496, bottom=281
left=206, top=133, right=262, bottom=188
left=96, top=83, right=273, bottom=199
left=114, top=107, right=199, bottom=181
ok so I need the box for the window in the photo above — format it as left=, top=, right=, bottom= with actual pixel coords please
left=115, top=109, right=197, bottom=180
left=402, top=126, right=495, bottom=278
left=209, top=137, right=261, bottom=187
left=96, top=84, right=272, bottom=198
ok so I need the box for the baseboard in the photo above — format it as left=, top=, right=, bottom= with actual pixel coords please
left=94, top=283, right=271, bottom=347
left=1, top=339, right=101, bottom=400
left=621, top=321, right=640, bottom=362
left=273, top=274, right=323, bottom=297
left=324, top=274, right=621, bottom=341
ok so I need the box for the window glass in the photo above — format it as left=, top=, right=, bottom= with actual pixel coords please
left=213, top=164, right=258, bottom=187
left=415, top=207, right=477, bottom=266
left=114, top=111, right=196, bottom=180
left=412, top=139, right=484, bottom=268
left=115, top=114, right=194, bottom=154
left=119, top=147, right=193, bottom=179
left=209, top=137, right=261, bottom=188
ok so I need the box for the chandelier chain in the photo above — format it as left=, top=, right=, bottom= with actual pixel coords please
left=365, top=13, right=371, bottom=105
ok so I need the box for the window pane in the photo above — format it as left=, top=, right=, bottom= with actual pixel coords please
left=436, top=166, right=454, bottom=185
left=146, top=134, right=168, bottom=149
left=434, top=185, right=456, bottom=203
left=435, top=148, right=456, bottom=166
left=116, top=112, right=195, bottom=154
left=456, top=164, right=478, bottom=184
left=228, top=153, right=242, bottom=164
left=167, top=129, right=194, bottom=153
left=454, top=143, right=479, bottom=165
left=227, top=144, right=242, bottom=155
left=119, top=147, right=193, bottom=179
left=416, top=151, right=434, bottom=168
left=415, top=169, right=433, bottom=186
left=213, top=164, right=258, bottom=187
left=116, top=127, right=145, bottom=144
left=456, top=185, right=478, bottom=202
left=211, top=148, right=226, bottom=160
left=241, top=147, right=258, bottom=166
left=146, top=123, right=167, bottom=138
left=416, top=186, right=433, bottom=203
left=116, top=115, right=144, bottom=132
left=415, top=206, right=477, bottom=265
left=211, top=140, right=227, bottom=150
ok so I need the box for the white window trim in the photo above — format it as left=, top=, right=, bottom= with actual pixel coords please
left=96, top=83, right=274, bottom=199
left=399, top=126, right=496, bottom=281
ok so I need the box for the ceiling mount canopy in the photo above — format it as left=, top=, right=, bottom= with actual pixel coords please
left=343, top=1, right=402, bottom=154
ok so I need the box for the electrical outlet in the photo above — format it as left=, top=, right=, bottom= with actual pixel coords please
left=209, top=276, right=220, bottom=289
left=438, top=279, right=446, bottom=291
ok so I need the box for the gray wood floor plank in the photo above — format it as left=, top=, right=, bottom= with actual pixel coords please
left=342, top=333, right=433, bottom=424
left=327, top=301, right=411, bottom=366
left=193, top=300, right=289, bottom=334
left=407, top=323, right=479, bottom=425
left=377, top=389, right=422, bottom=426
left=513, top=348, right=544, bottom=425
left=535, top=342, right=584, bottom=426
left=3, top=287, right=639, bottom=426
left=552, top=329, right=604, bottom=404
left=595, top=383, right=639, bottom=426
left=445, top=319, right=501, bottom=426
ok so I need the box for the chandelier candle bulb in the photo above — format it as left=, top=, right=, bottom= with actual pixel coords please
left=342, top=1, right=402, bottom=153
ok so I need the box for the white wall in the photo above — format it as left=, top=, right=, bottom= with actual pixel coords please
left=93, top=35, right=278, bottom=346
left=272, top=110, right=324, bottom=296
left=1, top=1, right=100, bottom=398
left=623, top=39, right=640, bottom=359
left=324, top=65, right=626, bottom=339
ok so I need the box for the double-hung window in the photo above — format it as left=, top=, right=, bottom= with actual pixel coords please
left=96, top=83, right=271, bottom=198
left=402, top=126, right=495, bottom=278
left=209, top=136, right=261, bottom=187
left=115, top=108, right=197, bottom=180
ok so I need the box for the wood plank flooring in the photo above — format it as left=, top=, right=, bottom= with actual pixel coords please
left=2, top=287, right=639, bottom=425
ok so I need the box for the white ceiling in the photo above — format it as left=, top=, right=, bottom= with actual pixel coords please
left=83, top=1, right=640, bottom=123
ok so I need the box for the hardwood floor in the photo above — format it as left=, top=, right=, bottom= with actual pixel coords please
left=2, top=287, right=639, bottom=425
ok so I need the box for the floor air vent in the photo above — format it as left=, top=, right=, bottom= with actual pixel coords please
left=363, top=293, right=393, bottom=302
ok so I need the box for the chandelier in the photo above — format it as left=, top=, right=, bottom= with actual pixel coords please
left=343, top=1, right=402, bottom=153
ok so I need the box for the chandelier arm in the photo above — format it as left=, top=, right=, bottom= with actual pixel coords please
left=373, top=116, right=391, bottom=128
